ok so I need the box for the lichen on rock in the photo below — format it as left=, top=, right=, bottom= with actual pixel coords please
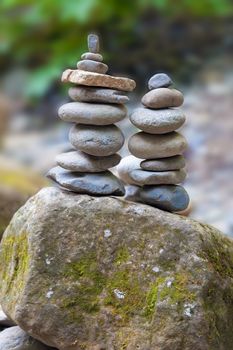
left=0, top=187, right=233, bottom=350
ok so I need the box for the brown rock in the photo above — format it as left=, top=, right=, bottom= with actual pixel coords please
left=81, top=52, right=103, bottom=62
left=142, top=88, right=184, bottom=109
left=62, top=69, right=136, bottom=92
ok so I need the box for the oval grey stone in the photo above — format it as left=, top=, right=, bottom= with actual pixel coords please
left=88, top=34, right=99, bottom=53
left=47, top=167, right=125, bottom=196
left=128, top=132, right=188, bottom=159
left=58, top=102, right=127, bottom=125
left=148, top=73, right=173, bottom=90
left=141, top=88, right=184, bottom=109
left=140, top=155, right=186, bottom=171
left=81, top=52, right=103, bottom=62
left=130, top=108, right=185, bottom=134
left=69, top=124, right=124, bottom=156
left=129, top=168, right=186, bottom=186
left=77, top=60, right=108, bottom=74
left=139, top=185, right=190, bottom=212
left=56, top=151, right=121, bottom=172
left=68, top=87, right=129, bottom=104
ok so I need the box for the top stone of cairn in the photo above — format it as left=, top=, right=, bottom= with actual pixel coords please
left=88, top=33, right=100, bottom=53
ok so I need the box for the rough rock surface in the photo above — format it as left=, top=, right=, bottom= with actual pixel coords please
left=1, top=187, right=233, bottom=350
left=61, top=69, right=136, bottom=92
left=0, top=326, right=54, bottom=349
left=68, top=87, right=129, bottom=104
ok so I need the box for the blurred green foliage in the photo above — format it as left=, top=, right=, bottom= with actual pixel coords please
left=0, top=0, right=232, bottom=97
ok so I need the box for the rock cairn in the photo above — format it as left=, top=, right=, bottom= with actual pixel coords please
left=47, top=34, right=136, bottom=196
left=118, top=73, right=190, bottom=212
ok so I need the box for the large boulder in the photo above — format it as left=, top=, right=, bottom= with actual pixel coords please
left=0, top=160, right=48, bottom=239
left=0, top=187, right=233, bottom=350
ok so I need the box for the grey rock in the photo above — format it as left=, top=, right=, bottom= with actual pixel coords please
left=47, top=167, right=125, bottom=196
left=56, top=151, right=121, bottom=172
left=138, top=185, right=190, bottom=212
left=58, top=102, right=127, bottom=125
left=88, top=34, right=99, bottom=53
left=0, top=306, right=15, bottom=327
left=117, top=156, right=186, bottom=186
left=130, top=107, right=186, bottom=134
left=128, top=131, right=188, bottom=159
left=141, top=88, right=184, bottom=109
left=129, top=169, right=187, bottom=186
left=68, top=86, right=129, bottom=104
left=69, top=124, right=124, bottom=156
left=0, top=326, right=52, bottom=350
left=77, top=60, right=108, bottom=74
left=141, top=155, right=186, bottom=171
left=148, top=73, right=173, bottom=90
left=1, top=187, right=233, bottom=349
left=81, top=52, right=103, bottom=62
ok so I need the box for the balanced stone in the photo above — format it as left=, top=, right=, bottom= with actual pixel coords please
left=117, top=156, right=186, bottom=186
left=138, top=185, right=190, bottom=212
left=128, top=131, right=188, bottom=159
left=141, top=155, right=185, bottom=171
left=77, top=60, right=108, bottom=74
left=81, top=52, right=103, bottom=62
left=148, top=73, right=173, bottom=90
left=58, top=102, right=127, bottom=125
left=88, top=34, right=99, bottom=53
left=69, top=124, right=124, bottom=156
left=56, top=151, right=121, bottom=172
left=62, top=69, right=136, bottom=92
left=142, top=88, right=184, bottom=109
left=47, top=167, right=125, bottom=196
left=129, top=169, right=186, bottom=186
left=68, top=86, right=129, bottom=104
left=130, top=107, right=185, bottom=134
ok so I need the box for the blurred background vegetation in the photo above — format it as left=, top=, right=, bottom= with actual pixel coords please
left=0, top=0, right=233, bottom=236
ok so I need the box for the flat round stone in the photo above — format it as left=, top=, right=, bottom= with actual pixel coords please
left=88, top=34, right=99, bottom=53
left=139, top=185, right=190, bottom=212
left=77, top=60, right=108, bottom=74
left=69, top=124, right=124, bottom=156
left=128, top=132, right=188, bottom=159
left=130, top=108, right=185, bottom=134
left=142, top=88, right=184, bottom=109
left=62, top=69, right=136, bottom=92
left=58, top=102, right=127, bottom=125
left=56, top=151, right=121, bottom=172
left=81, top=52, right=103, bottom=62
left=68, top=87, right=129, bottom=104
left=47, top=166, right=125, bottom=196
left=117, top=156, right=186, bottom=186
left=140, top=155, right=185, bottom=171
left=148, top=73, right=173, bottom=90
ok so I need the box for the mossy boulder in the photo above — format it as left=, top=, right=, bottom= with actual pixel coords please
left=0, top=187, right=233, bottom=350
left=0, top=163, right=48, bottom=239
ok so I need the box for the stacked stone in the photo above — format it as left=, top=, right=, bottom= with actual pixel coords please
left=118, top=73, right=190, bottom=212
left=47, top=34, right=136, bottom=196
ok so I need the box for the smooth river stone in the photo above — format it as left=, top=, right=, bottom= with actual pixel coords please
left=148, top=73, right=173, bottom=90
left=68, top=86, right=129, bottom=104
left=130, top=107, right=185, bottom=134
left=140, top=155, right=185, bottom=171
left=81, top=52, right=103, bottom=62
left=142, top=88, right=184, bottom=109
left=58, top=102, right=127, bottom=125
left=128, top=131, right=188, bottom=159
left=138, top=185, right=190, bottom=212
left=62, top=69, right=136, bottom=92
left=88, top=34, right=99, bottom=53
left=117, top=156, right=186, bottom=186
left=56, top=151, right=121, bottom=172
left=77, top=60, right=108, bottom=74
left=69, top=124, right=124, bottom=156
left=47, top=166, right=125, bottom=196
